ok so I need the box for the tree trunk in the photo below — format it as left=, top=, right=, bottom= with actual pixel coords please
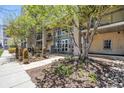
left=30, top=27, right=36, bottom=56
left=82, top=18, right=100, bottom=62
left=81, top=17, right=92, bottom=61
left=42, top=27, right=46, bottom=57
left=73, top=13, right=82, bottom=56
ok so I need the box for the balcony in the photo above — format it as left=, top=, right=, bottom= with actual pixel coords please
left=100, top=8, right=124, bottom=26
left=82, top=21, right=124, bottom=33
left=82, top=8, right=124, bottom=33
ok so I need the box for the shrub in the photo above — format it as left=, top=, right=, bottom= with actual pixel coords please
left=64, top=56, right=71, bottom=61
left=0, top=49, right=3, bottom=57
left=23, top=48, right=29, bottom=59
left=88, top=73, right=97, bottom=83
left=55, top=64, right=73, bottom=77
left=9, top=45, right=16, bottom=48
left=78, top=68, right=84, bottom=78
left=23, top=48, right=29, bottom=64
left=64, top=56, right=77, bottom=63
left=8, top=48, right=16, bottom=53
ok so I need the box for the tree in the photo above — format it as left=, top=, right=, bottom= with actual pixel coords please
left=76, top=6, right=117, bottom=61
left=6, top=5, right=118, bottom=61
left=55, top=6, right=117, bottom=61
left=22, top=5, right=59, bottom=56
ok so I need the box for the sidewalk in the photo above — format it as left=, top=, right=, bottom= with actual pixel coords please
left=0, top=50, right=15, bottom=65
left=0, top=62, right=36, bottom=88
left=22, top=56, right=65, bottom=70
left=1, top=50, right=13, bottom=58
left=0, top=50, right=36, bottom=88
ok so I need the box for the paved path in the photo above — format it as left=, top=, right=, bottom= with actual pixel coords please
left=1, top=50, right=13, bottom=57
left=0, top=50, right=15, bottom=65
left=0, top=50, right=36, bottom=88
left=0, top=62, right=36, bottom=88
left=22, top=56, right=65, bottom=70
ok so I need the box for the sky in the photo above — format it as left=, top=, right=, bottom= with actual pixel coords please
left=0, top=5, right=22, bottom=44
left=0, top=5, right=22, bottom=25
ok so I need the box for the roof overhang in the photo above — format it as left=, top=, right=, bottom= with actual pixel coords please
left=81, top=21, right=124, bottom=34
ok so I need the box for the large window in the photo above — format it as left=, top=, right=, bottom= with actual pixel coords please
left=104, top=40, right=112, bottom=49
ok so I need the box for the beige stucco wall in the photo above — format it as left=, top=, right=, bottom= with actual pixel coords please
left=89, top=31, right=124, bottom=55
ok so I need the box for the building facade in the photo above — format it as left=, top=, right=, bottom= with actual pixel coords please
left=23, top=6, right=124, bottom=56
left=83, top=6, right=124, bottom=55
left=51, top=28, right=73, bottom=54
left=0, top=25, right=10, bottom=49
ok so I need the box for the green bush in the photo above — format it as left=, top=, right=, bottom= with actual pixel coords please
left=9, top=45, right=16, bottom=48
left=0, top=49, right=3, bottom=57
left=55, top=64, right=73, bottom=77
left=64, top=56, right=71, bottom=61
left=8, top=48, right=16, bottom=53
left=64, top=56, right=77, bottom=63
left=78, top=68, right=84, bottom=78
left=88, top=73, right=97, bottom=83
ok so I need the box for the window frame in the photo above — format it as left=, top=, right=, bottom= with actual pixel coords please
left=103, top=40, right=112, bottom=49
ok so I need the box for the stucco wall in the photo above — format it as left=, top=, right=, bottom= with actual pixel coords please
left=89, top=31, right=124, bottom=55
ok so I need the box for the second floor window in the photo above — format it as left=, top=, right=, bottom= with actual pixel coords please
left=103, top=40, right=112, bottom=49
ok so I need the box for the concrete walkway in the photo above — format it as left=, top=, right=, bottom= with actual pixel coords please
left=0, top=50, right=15, bottom=65
left=22, top=56, right=65, bottom=70
left=1, top=50, right=13, bottom=57
left=0, top=62, right=36, bottom=88
left=0, top=50, right=36, bottom=88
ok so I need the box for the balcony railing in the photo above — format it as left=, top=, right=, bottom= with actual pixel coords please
left=100, top=9, right=124, bottom=26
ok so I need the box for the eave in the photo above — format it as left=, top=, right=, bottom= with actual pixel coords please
left=81, top=21, right=124, bottom=34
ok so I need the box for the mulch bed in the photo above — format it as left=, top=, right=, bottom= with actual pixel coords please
left=26, top=58, right=97, bottom=88
left=26, top=58, right=124, bottom=88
